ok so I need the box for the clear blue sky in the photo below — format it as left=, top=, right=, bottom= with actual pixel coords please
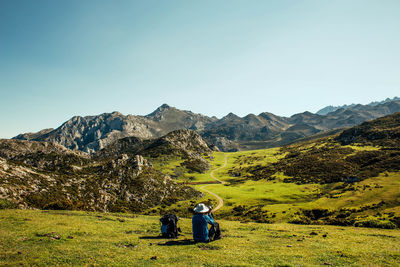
left=1, top=0, right=399, bottom=138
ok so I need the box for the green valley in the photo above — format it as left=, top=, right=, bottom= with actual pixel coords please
left=148, top=113, right=400, bottom=228
left=149, top=148, right=400, bottom=228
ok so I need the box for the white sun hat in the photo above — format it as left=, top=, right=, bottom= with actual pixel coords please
left=194, top=203, right=210, bottom=213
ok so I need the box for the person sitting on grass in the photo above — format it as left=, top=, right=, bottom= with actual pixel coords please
left=192, top=203, right=221, bottom=242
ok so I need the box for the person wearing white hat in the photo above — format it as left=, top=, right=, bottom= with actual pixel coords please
left=192, top=203, right=221, bottom=242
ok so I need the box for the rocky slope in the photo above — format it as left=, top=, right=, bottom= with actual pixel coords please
left=0, top=137, right=202, bottom=212
left=335, top=112, right=400, bottom=147
left=13, top=99, right=400, bottom=152
left=95, top=129, right=212, bottom=173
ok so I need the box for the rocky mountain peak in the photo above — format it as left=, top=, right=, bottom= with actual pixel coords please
left=146, top=104, right=174, bottom=117
left=291, top=111, right=316, bottom=118
left=110, top=111, right=124, bottom=116
left=160, top=103, right=171, bottom=109
left=144, top=104, right=192, bottom=124
left=243, top=113, right=261, bottom=121
left=258, top=112, right=287, bottom=123
left=221, top=112, right=241, bottom=121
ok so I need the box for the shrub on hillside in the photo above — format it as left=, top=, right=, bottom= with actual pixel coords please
left=389, top=217, right=400, bottom=228
left=43, top=199, right=75, bottom=210
left=290, top=209, right=334, bottom=225
left=181, top=158, right=210, bottom=173
left=289, top=215, right=311, bottom=225
left=230, top=205, right=271, bottom=223
left=346, top=150, right=400, bottom=177
left=302, top=209, right=333, bottom=220
left=354, top=219, right=397, bottom=229
left=0, top=199, right=18, bottom=209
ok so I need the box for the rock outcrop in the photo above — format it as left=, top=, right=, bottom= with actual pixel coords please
left=95, top=129, right=212, bottom=173
left=95, top=129, right=211, bottom=158
left=0, top=138, right=202, bottom=212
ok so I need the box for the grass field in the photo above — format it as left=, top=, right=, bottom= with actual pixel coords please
left=1, top=209, right=400, bottom=266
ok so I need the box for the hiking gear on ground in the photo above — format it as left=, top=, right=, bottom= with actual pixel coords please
left=194, top=203, right=210, bottom=213
left=160, top=214, right=180, bottom=238
left=209, top=222, right=221, bottom=241
left=192, top=213, right=215, bottom=242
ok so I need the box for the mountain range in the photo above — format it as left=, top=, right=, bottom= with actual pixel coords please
left=316, top=97, right=400, bottom=115
left=13, top=98, right=400, bottom=153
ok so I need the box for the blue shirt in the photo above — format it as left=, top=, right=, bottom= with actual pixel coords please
left=192, top=213, right=215, bottom=242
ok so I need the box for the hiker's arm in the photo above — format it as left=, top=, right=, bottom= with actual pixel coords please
left=206, top=214, right=215, bottom=225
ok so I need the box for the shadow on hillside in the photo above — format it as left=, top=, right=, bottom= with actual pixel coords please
left=158, top=239, right=197, bottom=246
left=139, top=236, right=197, bottom=245
left=139, top=236, right=166, bottom=240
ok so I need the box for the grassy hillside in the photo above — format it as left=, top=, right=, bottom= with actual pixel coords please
left=1, top=209, right=400, bottom=266
left=149, top=133, right=400, bottom=228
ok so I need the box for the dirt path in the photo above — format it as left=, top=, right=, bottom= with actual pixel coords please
left=200, top=156, right=228, bottom=212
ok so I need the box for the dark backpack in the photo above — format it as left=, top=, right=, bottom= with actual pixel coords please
left=160, top=214, right=181, bottom=238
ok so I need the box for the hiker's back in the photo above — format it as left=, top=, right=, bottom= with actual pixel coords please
left=192, top=213, right=213, bottom=242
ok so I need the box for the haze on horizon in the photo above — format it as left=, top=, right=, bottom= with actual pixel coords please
left=1, top=0, right=399, bottom=138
